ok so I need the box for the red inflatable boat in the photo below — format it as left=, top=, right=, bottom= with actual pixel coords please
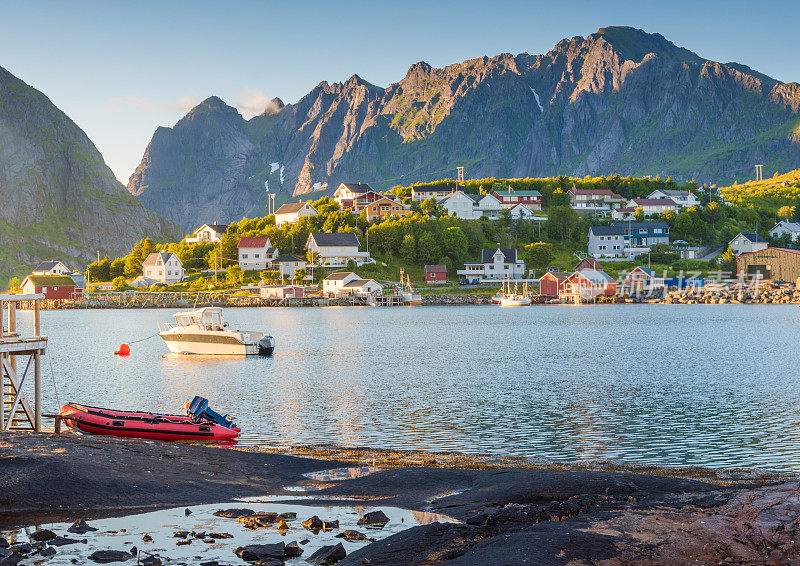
left=59, top=402, right=240, bottom=442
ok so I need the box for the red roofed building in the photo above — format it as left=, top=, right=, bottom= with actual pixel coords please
left=568, top=187, right=626, bottom=214
left=21, top=275, right=82, bottom=300
left=625, top=198, right=679, bottom=216
left=237, top=236, right=279, bottom=271
left=425, top=264, right=447, bottom=284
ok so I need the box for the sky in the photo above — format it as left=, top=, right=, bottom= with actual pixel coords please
left=2, top=0, right=799, bottom=185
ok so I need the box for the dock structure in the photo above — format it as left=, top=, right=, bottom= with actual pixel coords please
left=1, top=294, right=47, bottom=431
left=371, top=295, right=406, bottom=306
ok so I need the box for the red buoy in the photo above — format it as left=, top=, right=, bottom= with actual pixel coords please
left=115, top=343, right=131, bottom=356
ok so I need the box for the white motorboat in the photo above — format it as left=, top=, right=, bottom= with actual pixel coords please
left=158, top=307, right=275, bottom=356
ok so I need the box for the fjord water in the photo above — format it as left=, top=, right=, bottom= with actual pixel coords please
left=13, top=305, right=800, bottom=471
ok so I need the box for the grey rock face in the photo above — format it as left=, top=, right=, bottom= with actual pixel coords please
left=126, top=26, right=800, bottom=230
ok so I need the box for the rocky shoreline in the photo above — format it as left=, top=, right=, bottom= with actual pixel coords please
left=2, top=433, right=800, bottom=564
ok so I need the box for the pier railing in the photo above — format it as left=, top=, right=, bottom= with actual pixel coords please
left=1, top=294, right=46, bottom=431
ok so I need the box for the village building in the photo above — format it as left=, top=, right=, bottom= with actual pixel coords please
left=424, top=264, right=447, bottom=284
left=457, top=248, right=526, bottom=284
left=769, top=221, right=800, bottom=243
left=625, top=198, right=679, bottom=216
left=491, top=188, right=542, bottom=211
left=575, top=258, right=603, bottom=271
left=273, top=255, right=307, bottom=280
left=306, top=232, right=372, bottom=266
left=332, top=182, right=375, bottom=210
left=322, top=272, right=358, bottom=295
left=562, top=269, right=617, bottom=301
left=539, top=271, right=570, bottom=297
left=411, top=186, right=453, bottom=202
left=646, top=189, right=700, bottom=208
left=623, top=266, right=665, bottom=294
left=588, top=226, right=626, bottom=258
left=259, top=285, right=304, bottom=300
left=341, top=278, right=383, bottom=297
left=569, top=187, right=626, bottom=215
left=610, top=206, right=637, bottom=221
left=237, top=237, right=279, bottom=271
left=21, top=275, right=82, bottom=300
left=729, top=232, right=768, bottom=256
left=737, top=247, right=800, bottom=282
left=440, top=191, right=503, bottom=220
left=363, top=197, right=411, bottom=222
left=142, top=252, right=184, bottom=285
left=506, top=203, right=541, bottom=219
left=185, top=223, right=228, bottom=244
left=612, top=222, right=670, bottom=248
left=31, top=260, right=71, bottom=276
left=274, top=202, right=318, bottom=227
left=353, top=191, right=398, bottom=212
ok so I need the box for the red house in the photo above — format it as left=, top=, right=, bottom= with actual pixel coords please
left=575, top=258, right=603, bottom=271
left=539, top=271, right=569, bottom=297
left=259, top=285, right=304, bottom=299
left=425, top=265, right=447, bottom=284
left=21, top=275, right=81, bottom=300
left=563, top=270, right=617, bottom=299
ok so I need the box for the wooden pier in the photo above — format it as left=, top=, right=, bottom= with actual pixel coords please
left=1, top=294, right=46, bottom=431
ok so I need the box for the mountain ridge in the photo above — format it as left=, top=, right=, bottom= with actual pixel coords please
left=126, top=26, right=800, bottom=230
left=0, top=65, right=181, bottom=283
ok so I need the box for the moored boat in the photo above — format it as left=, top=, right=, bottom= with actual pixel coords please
left=59, top=396, right=240, bottom=441
left=158, top=307, right=274, bottom=355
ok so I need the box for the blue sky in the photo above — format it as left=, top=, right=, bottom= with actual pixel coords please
left=2, top=0, right=799, bottom=184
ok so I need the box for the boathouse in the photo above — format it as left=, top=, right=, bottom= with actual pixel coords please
left=21, top=275, right=81, bottom=300
left=539, top=271, right=569, bottom=297
left=737, top=247, right=800, bottom=282
left=425, top=264, right=447, bottom=284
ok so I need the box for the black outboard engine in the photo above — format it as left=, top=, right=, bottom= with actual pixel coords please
left=187, top=396, right=236, bottom=429
left=258, top=335, right=275, bottom=356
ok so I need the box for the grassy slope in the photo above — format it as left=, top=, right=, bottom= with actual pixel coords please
left=719, top=169, right=800, bottom=213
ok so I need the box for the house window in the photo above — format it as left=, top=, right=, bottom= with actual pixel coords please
left=242, top=254, right=248, bottom=259
left=255, top=254, right=260, bottom=258
left=42, top=287, right=47, bottom=292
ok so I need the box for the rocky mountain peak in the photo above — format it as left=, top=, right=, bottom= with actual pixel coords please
left=261, top=97, right=285, bottom=116
left=592, top=26, right=703, bottom=64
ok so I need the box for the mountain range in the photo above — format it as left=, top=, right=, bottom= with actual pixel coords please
left=127, top=26, right=800, bottom=230
left=0, top=65, right=180, bottom=283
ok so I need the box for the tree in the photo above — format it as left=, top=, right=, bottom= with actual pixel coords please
left=550, top=188, right=570, bottom=207
left=225, top=264, right=243, bottom=285
left=634, top=207, right=645, bottom=222
left=441, top=226, right=468, bottom=263
left=399, top=234, right=416, bottom=262
left=522, top=242, right=555, bottom=275
left=294, top=268, right=307, bottom=282
left=416, top=232, right=440, bottom=265
left=777, top=205, right=796, bottom=220
left=718, top=245, right=737, bottom=275
left=110, top=257, right=125, bottom=279
left=112, top=276, right=126, bottom=291
left=87, top=257, right=111, bottom=282
left=7, top=277, right=21, bottom=292
left=546, top=206, right=580, bottom=242
left=421, top=198, right=441, bottom=217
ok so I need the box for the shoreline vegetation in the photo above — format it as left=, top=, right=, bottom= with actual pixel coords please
left=2, top=433, right=800, bottom=564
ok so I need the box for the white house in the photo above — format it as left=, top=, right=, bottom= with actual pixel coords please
left=274, top=202, right=318, bottom=227
left=646, top=189, right=700, bottom=208
left=32, top=260, right=71, bottom=276
left=588, top=226, right=626, bottom=258
left=611, top=206, right=637, bottom=221
left=185, top=223, right=228, bottom=244
left=569, top=188, right=626, bottom=214
left=457, top=248, right=526, bottom=284
left=506, top=203, right=543, bottom=220
left=332, top=182, right=374, bottom=209
left=626, top=198, right=679, bottom=216
left=769, top=221, right=800, bottom=242
left=322, top=272, right=357, bottom=295
left=411, top=186, right=453, bottom=202
left=237, top=236, right=279, bottom=271
left=440, top=191, right=503, bottom=220
left=729, top=232, right=768, bottom=256
left=306, top=232, right=372, bottom=267
left=142, top=252, right=184, bottom=285
left=273, top=255, right=307, bottom=280
left=341, top=278, right=383, bottom=296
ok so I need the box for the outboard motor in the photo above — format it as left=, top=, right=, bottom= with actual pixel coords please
left=187, top=396, right=237, bottom=429
left=258, top=335, right=275, bottom=357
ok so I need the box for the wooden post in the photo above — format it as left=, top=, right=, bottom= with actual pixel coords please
left=34, top=299, right=41, bottom=337
left=34, top=351, right=41, bottom=432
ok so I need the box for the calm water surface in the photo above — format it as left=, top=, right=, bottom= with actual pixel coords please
left=11, top=305, right=800, bottom=471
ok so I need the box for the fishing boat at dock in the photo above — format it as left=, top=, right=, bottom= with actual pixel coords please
left=498, top=277, right=532, bottom=307
left=158, top=307, right=275, bottom=356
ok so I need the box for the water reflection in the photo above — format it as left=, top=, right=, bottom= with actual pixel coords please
left=13, top=304, right=800, bottom=471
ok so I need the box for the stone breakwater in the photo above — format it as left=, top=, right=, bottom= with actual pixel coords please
left=660, top=283, right=800, bottom=305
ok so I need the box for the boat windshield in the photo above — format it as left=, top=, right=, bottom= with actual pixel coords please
left=174, top=310, right=225, bottom=331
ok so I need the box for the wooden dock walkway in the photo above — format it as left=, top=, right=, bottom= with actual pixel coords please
left=1, top=294, right=47, bottom=431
